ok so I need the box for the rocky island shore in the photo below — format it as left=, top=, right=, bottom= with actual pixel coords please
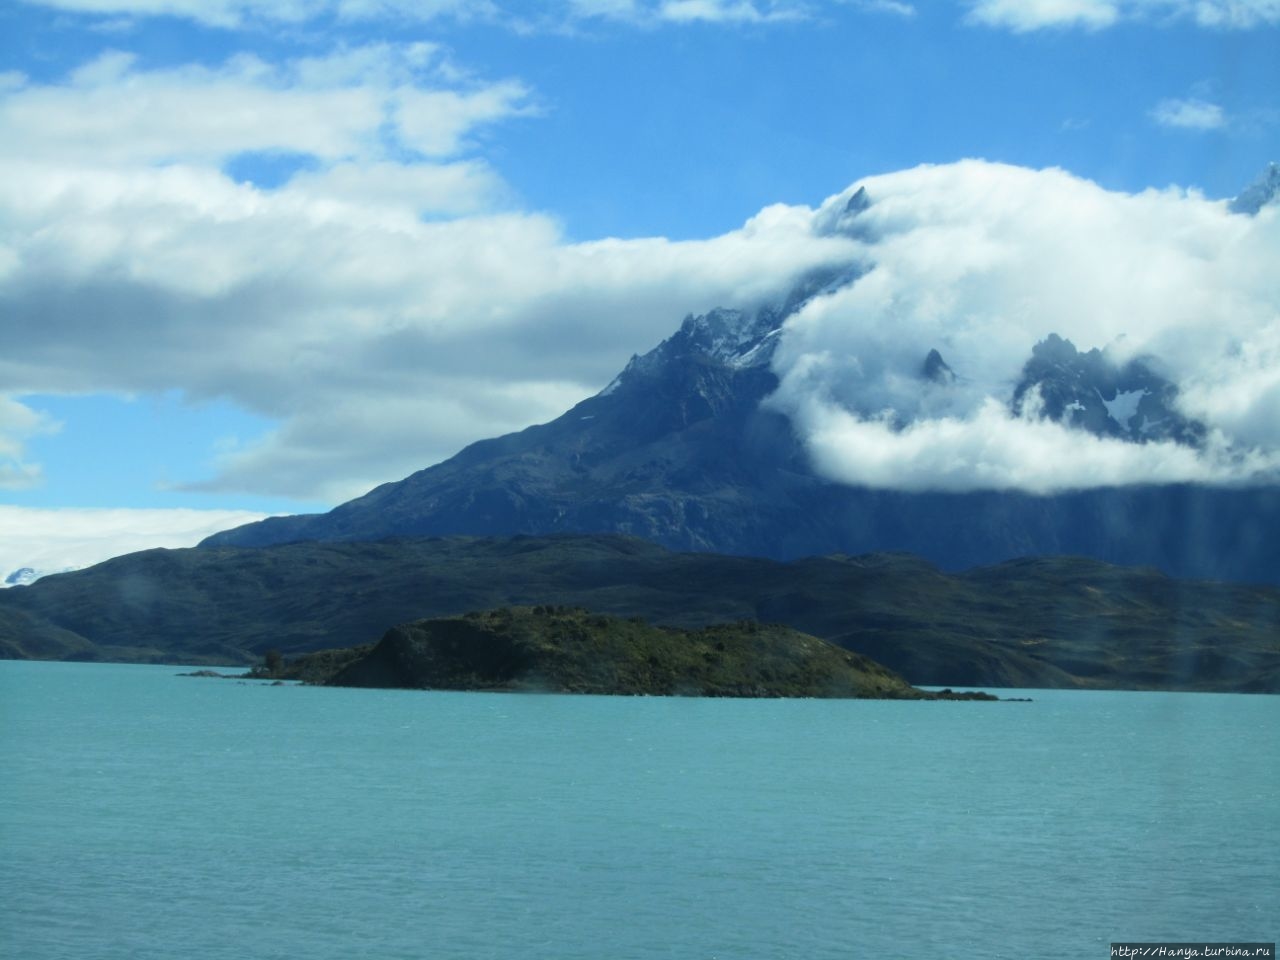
left=256, top=606, right=997, bottom=700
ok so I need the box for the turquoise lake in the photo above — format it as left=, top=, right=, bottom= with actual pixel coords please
left=2, top=661, right=1277, bottom=959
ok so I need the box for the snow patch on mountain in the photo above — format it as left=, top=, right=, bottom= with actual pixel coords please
left=1, top=566, right=77, bottom=588
left=3, top=567, right=39, bottom=588
left=1100, top=388, right=1146, bottom=430
left=727, top=328, right=782, bottom=369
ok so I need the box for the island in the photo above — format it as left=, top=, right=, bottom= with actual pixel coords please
left=264, top=606, right=996, bottom=700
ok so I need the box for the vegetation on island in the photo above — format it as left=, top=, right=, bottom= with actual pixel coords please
left=290, top=606, right=994, bottom=699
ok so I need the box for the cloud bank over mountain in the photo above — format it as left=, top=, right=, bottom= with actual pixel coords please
left=1, top=33, right=1276, bottom=504
left=769, top=161, right=1280, bottom=493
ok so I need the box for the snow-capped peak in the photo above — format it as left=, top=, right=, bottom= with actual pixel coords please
left=1098, top=387, right=1146, bottom=431
left=1, top=564, right=80, bottom=588
left=2, top=567, right=39, bottom=587
left=680, top=307, right=775, bottom=364
left=610, top=266, right=864, bottom=390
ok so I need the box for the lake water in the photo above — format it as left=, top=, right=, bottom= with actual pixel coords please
left=1, top=661, right=1276, bottom=960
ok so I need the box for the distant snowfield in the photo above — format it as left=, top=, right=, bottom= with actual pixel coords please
left=0, top=506, right=270, bottom=586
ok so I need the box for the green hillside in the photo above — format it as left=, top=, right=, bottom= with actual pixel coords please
left=1, top=535, right=1276, bottom=691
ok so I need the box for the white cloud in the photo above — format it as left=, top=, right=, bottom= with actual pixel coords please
left=847, top=0, right=916, bottom=16
left=564, top=0, right=921, bottom=25
left=657, top=0, right=805, bottom=22
left=19, top=0, right=812, bottom=28
left=2, top=45, right=530, bottom=170
left=0, top=506, right=270, bottom=578
left=965, top=0, right=1120, bottom=30
left=25, top=0, right=1280, bottom=29
left=20, top=0, right=485, bottom=28
left=765, top=161, right=1280, bottom=493
left=0, top=48, right=857, bottom=502
left=965, top=0, right=1280, bottom=30
left=396, top=81, right=535, bottom=156
left=4, top=40, right=1276, bottom=506
left=1150, top=97, right=1227, bottom=130
left=334, top=0, right=492, bottom=22
left=283, top=160, right=509, bottom=217
left=0, top=397, right=60, bottom=491
left=184, top=379, right=596, bottom=503
left=792, top=398, right=1267, bottom=493
left=555, top=0, right=811, bottom=24
left=1187, top=0, right=1280, bottom=26
left=564, top=0, right=643, bottom=17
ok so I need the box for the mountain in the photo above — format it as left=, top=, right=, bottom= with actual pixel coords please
left=201, top=277, right=829, bottom=554
left=203, top=280, right=1280, bottom=585
left=1, top=534, right=1277, bottom=691
left=1011, top=334, right=1205, bottom=445
left=1229, top=161, right=1280, bottom=215
left=2, top=568, right=40, bottom=588
left=2, top=565, right=83, bottom=589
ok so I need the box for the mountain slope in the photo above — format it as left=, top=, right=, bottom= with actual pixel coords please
left=3, top=534, right=1278, bottom=691
left=1011, top=334, right=1205, bottom=445
left=203, top=295, right=1280, bottom=583
left=200, top=170, right=1280, bottom=581
left=203, top=291, right=818, bottom=549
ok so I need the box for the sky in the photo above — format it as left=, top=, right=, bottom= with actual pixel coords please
left=1, top=0, right=1278, bottom=576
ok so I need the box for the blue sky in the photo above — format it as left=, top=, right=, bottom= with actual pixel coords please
left=1, top=0, right=1277, bottom=573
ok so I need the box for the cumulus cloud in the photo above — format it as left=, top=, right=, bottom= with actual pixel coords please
left=3, top=44, right=531, bottom=172
left=966, top=0, right=1119, bottom=31
left=5, top=39, right=1276, bottom=509
left=0, top=398, right=60, bottom=491
left=1150, top=97, right=1227, bottom=130
left=765, top=161, right=1280, bottom=493
left=0, top=46, right=857, bottom=503
left=965, top=0, right=1280, bottom=30
left=182, top=378, right=596, bottom=503
left=793, top=399, right=1267, bottom=494
left=0, top=506, right=270, bottom=580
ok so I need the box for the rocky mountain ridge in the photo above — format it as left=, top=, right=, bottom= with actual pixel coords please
left=1229, top=160, right=1280, bottom=215
left=1010, top=334, right=1205, bottom=445
left=203, top=279, right=1279, bottom=583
